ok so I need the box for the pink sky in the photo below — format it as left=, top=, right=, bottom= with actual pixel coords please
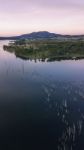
left=0, top=0, right=84, bottom=36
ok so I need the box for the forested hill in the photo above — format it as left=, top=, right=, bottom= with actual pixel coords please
left=0, top=31, right=84, bottom=40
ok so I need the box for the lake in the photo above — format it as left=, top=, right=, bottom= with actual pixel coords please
left=0, top=41, right=84, bottom=150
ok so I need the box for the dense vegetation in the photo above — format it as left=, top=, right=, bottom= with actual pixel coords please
left=3, top=39, right=84, bottom=61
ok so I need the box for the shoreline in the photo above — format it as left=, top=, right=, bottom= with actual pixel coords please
left=3, top=40, right=84, bottom=61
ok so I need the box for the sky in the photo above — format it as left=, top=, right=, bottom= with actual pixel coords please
left=0, top=0, right=84, bottom=36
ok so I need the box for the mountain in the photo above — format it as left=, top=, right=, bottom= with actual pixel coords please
left=20, top=31, right=61, bottom=39
left=0, top=31, right=84, bottom=40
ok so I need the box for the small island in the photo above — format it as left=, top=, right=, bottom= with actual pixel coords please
left=3, top=39, right=84, bottom=61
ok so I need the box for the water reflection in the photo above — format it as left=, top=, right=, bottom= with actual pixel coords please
left=0, top=41, right=84, bottom=150
left=41, top=81, right=84, bottom=150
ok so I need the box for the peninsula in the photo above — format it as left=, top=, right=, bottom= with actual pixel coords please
left=3, top=31, right=84, bottom=61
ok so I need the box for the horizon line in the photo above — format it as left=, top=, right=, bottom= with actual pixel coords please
left=0, top=31, right=84, bottom=37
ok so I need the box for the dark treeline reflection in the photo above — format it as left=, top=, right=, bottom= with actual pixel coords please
left=16, top=55, right=84, bottom=62
left=0, top=41, right=84, bottom=150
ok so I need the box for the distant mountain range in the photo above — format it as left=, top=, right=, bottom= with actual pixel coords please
left=0, top=31, right=84, bottom=40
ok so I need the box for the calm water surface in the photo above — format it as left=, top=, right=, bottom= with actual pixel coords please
left=0, top=41, right=84, bottom=150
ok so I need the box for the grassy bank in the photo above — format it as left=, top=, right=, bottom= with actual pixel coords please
left=3, top=39, right=84, bottom=61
